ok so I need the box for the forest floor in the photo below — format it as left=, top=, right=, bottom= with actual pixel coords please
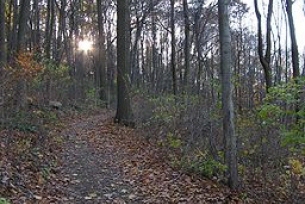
left=1, top=109, right=241, bottom=203
left=6, top=107, right=305, bottom=204
left=2, top=108, right=305, bottom=203
left=57, top=111, right=237, bottom=203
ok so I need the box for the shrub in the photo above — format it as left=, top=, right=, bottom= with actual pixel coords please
left=132, top=92, right=225, bottom=178
left=258, top=77, right=305, bottom=151
left=0, top=198, right=10, bottom=204
left=175, top=151, right=226, bottom=179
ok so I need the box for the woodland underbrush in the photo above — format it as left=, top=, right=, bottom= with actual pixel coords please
left=132, top=88, right=305, bottom=203
left=0, top=99, right=103, bottom=203
left=0, top=52, right=105, bottom=203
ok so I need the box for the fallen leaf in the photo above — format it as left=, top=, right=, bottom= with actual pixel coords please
left=121, top=189, right=128, bottom=193
left=104, top=193, right=114, bottom=199
left=128, top=193, right=137, bottom=200
left=88, top=192, right=97, bottom=198
left=33, top=195, right=42, bottom=200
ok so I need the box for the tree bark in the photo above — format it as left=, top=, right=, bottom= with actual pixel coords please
left=7, top=0, right=18, bottom=62
left=54, top=0, right=66, bottom=65
left=170, top=0, right=177, bottom=95
left=285, top=0, right=300, bottom=79
left=44, top=0, right=55, bottom=60
left=151, top=8, right=158, bottom=93
left=0, top=0, right=7, bottom=72
left=32, top=0, right=40, bottom=51
left=97, top=0, right=108, bottom=103
left=285, top=0, right=300, bottom=122
left=115, top=0, right=134, bottom=126
left=15, top=0, right=30, bottom=109
left=106, top=25, right=115, bottom=102
left=183, top=0, right=190, bottom=90
left=254, top=0, right=273, bottom=92
left=17, top=0, right=30, bottom=52
left=218, top=0, right=238, bottom=190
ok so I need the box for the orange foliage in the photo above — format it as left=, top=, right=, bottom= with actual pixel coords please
left=10, top=51, right=44, bottom=80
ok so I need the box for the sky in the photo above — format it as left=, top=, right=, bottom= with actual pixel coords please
left=283, top=0, right=305, bottom=52
left=242, top=0, right=305, bottom=53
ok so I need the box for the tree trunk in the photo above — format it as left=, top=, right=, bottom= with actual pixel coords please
left=97, top=0, right=108, bottom=103
left=183, top=0, right=190, bottom=91
left=254, top=0, right=273, bottom=92
left=106, top=26, right=115, bottom=103
left=130, top=1, right=159, bottom=87
left=15, top=0, right=30, bottom=109
left=44, top=0, right=55, bottom=60
left=7, top=0, right=18, bottom=62
left=285, top=0, right=300, bottom=122
left=115, top=0, right=134, bottom=126
left=0, top=0, right=6, bottom=71
left=32, top=0, right=40, bottom=51
left=285, top=0, right=300, bottom=79
left=218, top=0, right=238, bottom=190
left=152, top=9, right=158, bottom=93
left=17, top=0, right=30, bottom=52
left=55, top=0, right=66, bottom=65
left=170, top=0, right=177, bottom=95
left=130, top=10, right=142, bottom=87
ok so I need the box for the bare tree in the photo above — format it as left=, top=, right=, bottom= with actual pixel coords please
left=44, top=0, right=55, bottom=60
left=97, top=0, right=108, bottom=103
left=218, top=0, right=238, bottom=190
left=32, top=0, right=40, bottom=51
left=115, top=0, right=134, bottom=126
left=7, top=0, right=18, bottom=63
left=183, top=0, right=190, bottom=90
left=15, top=0, right=31, bottom=109
left=285, top=0, right=300, bottom=79
left=0, top=0, right=6, bottom=71
left=254, top=0, right=274, bottom=92
left=54, top=0, right=66, bottom=65
left=170, top=0, right=177, bottom=95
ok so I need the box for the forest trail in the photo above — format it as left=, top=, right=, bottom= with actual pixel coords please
left=56, top=111, right=235, bottom=203
left=59, top=112, right=139, bottom=203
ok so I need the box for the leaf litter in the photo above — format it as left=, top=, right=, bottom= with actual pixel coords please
left=1, top=110, right=242, bottom=203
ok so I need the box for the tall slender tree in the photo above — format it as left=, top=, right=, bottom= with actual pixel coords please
left=218, top=0, right=238, bottom=190
left=17, top=0, right=30, bottom=52
left=0, top=0, right=6, bottom=72
left=170, top=0, right=177, bottom=95
left=285, top=0, right=300, bottom=122
left=15, top=0, right=31, bottom=109
left=44, top=0, right=55, bottom=60
left=183, top=0, right=190, bottom=90
left=97, top=0, right=107, bottom=103
left=7, top=0, right=18, bottom=63
left=32, top=0, right=40, bottom=51
left=54, top=0, right=66, bottom=65
left=115, top=0, right=134, bottom=126
left=254, top=0, right=274, bottom=92
left=285, top=0, right=299, bottom=79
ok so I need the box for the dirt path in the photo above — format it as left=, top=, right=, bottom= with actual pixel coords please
left=58, top=113, right=138, bottom=203
left=57, top=112, right=233, bottom=204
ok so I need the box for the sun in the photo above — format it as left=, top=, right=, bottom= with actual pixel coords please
left=78, top=39, right=93, bottom=52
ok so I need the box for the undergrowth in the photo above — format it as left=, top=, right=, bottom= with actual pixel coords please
left=132, top=89, right=305, bottom=203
